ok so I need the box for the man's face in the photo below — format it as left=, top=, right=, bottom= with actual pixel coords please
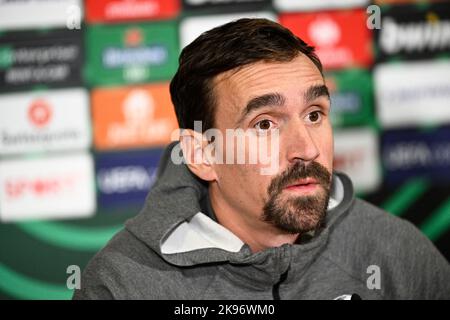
left=210, top=54, right=333, bottom=234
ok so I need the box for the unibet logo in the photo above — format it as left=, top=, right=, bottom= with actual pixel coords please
left=308, top=15, right=341, bottom=48
left=28, top=99, right=52, bottom=128
left=125, top=27, right=144, bottom=47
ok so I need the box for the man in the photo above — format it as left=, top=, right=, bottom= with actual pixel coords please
left=74, top=18, right=450, bottom=300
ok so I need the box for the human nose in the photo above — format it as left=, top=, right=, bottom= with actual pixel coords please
left=283, top=119, right=320, bottom=165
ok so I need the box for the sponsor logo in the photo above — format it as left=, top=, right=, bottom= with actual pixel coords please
left=86, top=22, right=178, bottom=85
left=382, top=128, right=450, bottom=184
left=0, top=29, right=83, bottom=90
left=125, top=28, right=144, bottom=47
left=325, top=69, right=373, bottom=127
left=0, top=0, right=82, bottom=30
left=331, top=92, right=361, bottom=113
left=85, top=0, right=180, bottom=23
left=0, top=153, right=95, bottom=222
left=309, top=15, right=341, bottom=47
left=180, top=11, right=277, bottom=48
left=374, top=0, right=444, bottom=5
left=0, top=88, right=91, bottom=155
left=376, top=4, right=450, bottom=60
left=103, top=46, right=167, bottom=68
left=107, top=89, right=171, bottom=143
left=96, top=149, right=163, bottom=209
left=185, top=0, right=265, bottom=4
left=98, top=165, right=157, bottom=194
left=280, top=9, right=373, bottom=69
left=274, top=0, right=369, bottom=12
left=28, top=100, right=52, bottom=128
left=333, top=128, right=381, bottom=193
left=0, top=46, right=13, bottom=69
left=5, top=173, right=78, bottom=200
left=102, top=27, right=168, bottom=75
left=374, top=60, right=450, bottom=128
left=103, top=27, right=168, bottom=72
left=183, top=0, right=269, bottom=9
left=92, top=83, right=178, bottom=150
left=103, top=28, right=167, bottom=68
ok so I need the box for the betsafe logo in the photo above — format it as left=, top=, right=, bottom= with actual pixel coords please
left=28, top=99, right=52, bottom=128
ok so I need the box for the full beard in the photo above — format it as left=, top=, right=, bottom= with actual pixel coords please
left=262, top=161, right=332, bottom=234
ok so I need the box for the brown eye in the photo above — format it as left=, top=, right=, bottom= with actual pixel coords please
left=307, top=111, right=321, bottom=123
left=255, top=119, right=273, bottom=131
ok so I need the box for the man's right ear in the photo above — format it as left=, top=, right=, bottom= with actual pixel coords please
left=179, top=129, right=217, bottom=182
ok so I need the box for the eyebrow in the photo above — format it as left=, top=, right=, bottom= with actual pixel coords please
left=304, top=84, right=330, bottom=103
left=234, top=92, right=285, bottom=127
left=243, top=93, right=286, bottom=118
left=236, top=84, right=330, bottom=126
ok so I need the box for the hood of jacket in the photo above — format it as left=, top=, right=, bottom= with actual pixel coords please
left=125, top=142, right=355, bottom=287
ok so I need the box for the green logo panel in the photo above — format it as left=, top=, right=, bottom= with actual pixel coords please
left=0, top=46, right=13, bottom=69
left=85, top=21, right=179, bottom=86
left=325, top=68, right=374, bottom=128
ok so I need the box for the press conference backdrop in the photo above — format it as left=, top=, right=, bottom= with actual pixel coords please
left=0, top=0, right=450, bottom=300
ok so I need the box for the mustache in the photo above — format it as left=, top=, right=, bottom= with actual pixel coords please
left=267, top=161, right=331, bottom=196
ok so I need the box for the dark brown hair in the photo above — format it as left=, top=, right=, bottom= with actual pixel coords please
left=170, top=18, right=323, bottom=131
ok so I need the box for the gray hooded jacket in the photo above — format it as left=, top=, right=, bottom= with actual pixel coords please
left=73, top=143, right=450, bottom=300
